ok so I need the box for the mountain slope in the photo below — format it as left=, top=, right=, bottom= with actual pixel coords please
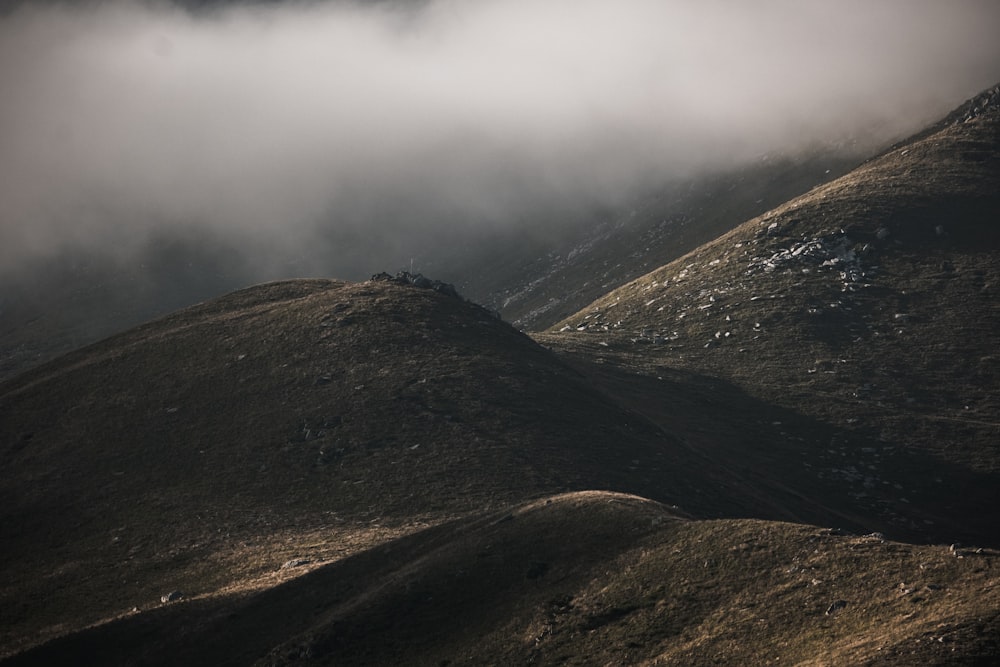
left=543, top=84, right=1000, bottom=547
left=466, top=148, right=864, bottom=330
left=5, top=492, right=998, bottom=666
left=3, top=276, right=767, bottom=655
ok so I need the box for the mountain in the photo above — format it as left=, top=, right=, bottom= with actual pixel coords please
left=543, top=84, right=1000, bottom=547
left=464, top=148, right=865, bottom=331
left=1, top=86, right=999, bottom=664
left=0, top=275, right=794, bottom=656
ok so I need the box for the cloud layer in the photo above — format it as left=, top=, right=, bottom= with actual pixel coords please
left=2, top=0, right=999, bottom=272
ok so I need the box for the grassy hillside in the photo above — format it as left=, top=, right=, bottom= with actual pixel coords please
left=469, top=149, right=864, bottom=331
left=5, top=492, right=998, bottom=666
left=544, top=84, right=1000, bottom=548
left=2, top=276, right=767, bottom=655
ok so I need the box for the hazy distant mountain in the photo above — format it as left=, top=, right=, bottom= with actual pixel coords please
left=7, top=0, right=1000, bottom=384
left=466, top=149, right=865, bottom=330
left=0, top=150, right=861, bottom=383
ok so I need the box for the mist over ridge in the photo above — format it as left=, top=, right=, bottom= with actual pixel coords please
left=1, top=0, right=999, bottom=275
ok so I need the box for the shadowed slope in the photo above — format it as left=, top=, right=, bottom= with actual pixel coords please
left=5, top=492, right=998, bottom=666
left=543, top=85, right=1000, bottom=547
left=2, top=277, right=746, bottom=654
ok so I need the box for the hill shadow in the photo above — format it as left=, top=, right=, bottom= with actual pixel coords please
left=553, top=349, right=1000, bottom=549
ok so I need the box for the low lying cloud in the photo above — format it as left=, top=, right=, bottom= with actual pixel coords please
left=1, top=0, right=999, bottom=273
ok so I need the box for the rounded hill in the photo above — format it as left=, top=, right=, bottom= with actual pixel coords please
left=1, top=276, right=726, bottom=653
left=6, top=492, right=998, bottom=666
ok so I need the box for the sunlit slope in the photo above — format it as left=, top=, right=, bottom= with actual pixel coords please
left=5, top=492, right=998, bottom=666
left=544, top=85, right=1000, bottom=546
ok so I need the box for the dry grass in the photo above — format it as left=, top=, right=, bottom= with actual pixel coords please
left=5, top=492, right=998, bottom=666
left=1, top=278, right=722, bottom=655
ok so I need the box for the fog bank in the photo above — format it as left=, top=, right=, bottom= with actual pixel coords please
left=2, top=0, right=999, bottom=272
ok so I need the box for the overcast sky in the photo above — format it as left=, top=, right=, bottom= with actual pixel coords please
left=1, top=0, right=999, bottom=273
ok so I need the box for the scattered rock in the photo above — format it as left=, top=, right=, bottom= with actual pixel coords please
left=160, top=591, right=183, bottom=604
left=949, top=543, right=969, bottom=557
left=370, top=271, right=460, bottom=299
left=819, top=527, right=853, bottom=537
left=745, top=233, right=872, bottom=289
left=958, top=85, right=1000, bottom=122
left=825, top=600, right=848, bottom=616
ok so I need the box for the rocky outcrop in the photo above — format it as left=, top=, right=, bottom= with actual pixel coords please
left=370, top=271, right=460, bottom=299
